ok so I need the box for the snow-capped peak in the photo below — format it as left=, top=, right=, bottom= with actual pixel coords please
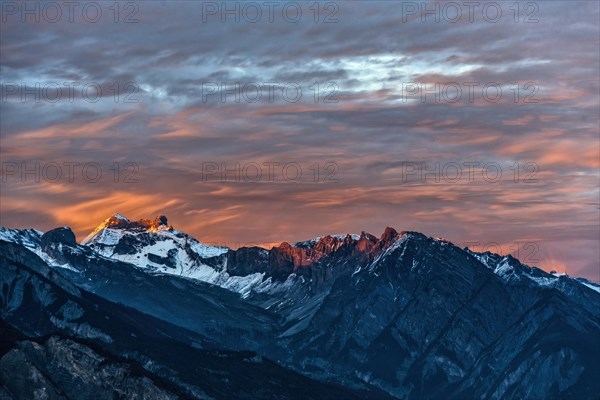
left=81, top=214, right=173, bottom=246
left=79, top=213, right=235, bottom=281
left=0, top=227, right=43, bottom=248
left=112, top=213, right=129, bottom=221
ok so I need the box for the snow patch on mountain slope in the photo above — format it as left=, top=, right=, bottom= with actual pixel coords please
left=87, top=223, right=225, bottom=258
left=575, top=278, right=600, bottom=294
left=0, top=227, right=43, bottom=248
left=89, top=228, right=124, bottom=246
left=220, top=272, right=266, bottom=298
left=363, top=233, right=409, bottom=273
left=0, top=228, right=81, bottom=272
left=190, top=240, right=229, bottom=258
left=81, top=217, right=288, bottom=297
left=254, top=274, right=305, bottom=295
left=471, top=251, right=600, bottom=293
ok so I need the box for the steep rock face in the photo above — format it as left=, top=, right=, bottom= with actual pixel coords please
left=449, top=292, right=599, bottom=400
left=39, top=227, right=79, bottom=266
left=4, top=243, right=268, bottom=357
left=274, top=233, right=600, bottom=399
left=356, top=231, right=379, bottom=253
left=0, top=331, right=377, bottom=400
left=268, top=242, right=301, bottom=280
left=41, top=227, right=77, bottom=248
left=84, top=213, right=171, bottom=237
left=0, top=227, right=43, bottom=249
left=469, top=249, right=600, bottom=318
left=226, top=246, right=269, bottom=276
left=0, top=336, right=180, bottom=400
left=0, top=244, right=384, bottom=400
left=373, top=226, right=400, bottom=253
left=264, top=230, right=395, bottom=283
left=79, top=216, right=410, bottom=295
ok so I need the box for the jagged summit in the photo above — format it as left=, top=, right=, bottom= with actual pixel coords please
left=41, top=227, right=77, bottom=247
left=109, top=213, right=170, bottom=231
left=294, top=233, right=361, bottom=248
left=112, top=213, right=129, bottom=221
left=5, top=214, right=598, bottom=296
left=81, top=213, right=173, bottom=245
left=84, top=214, right=417, bottom=263
left=76, top=217, right=429, bottom=286
left=293, top=227, right=407, bottom=249
left=78, top=213, right=231, bottom=283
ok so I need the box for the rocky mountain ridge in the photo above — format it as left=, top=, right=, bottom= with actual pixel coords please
left=1, top=214, right=599, bottom=399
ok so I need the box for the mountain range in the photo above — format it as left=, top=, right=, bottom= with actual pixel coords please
left=1, top=214, right=599, bottom=399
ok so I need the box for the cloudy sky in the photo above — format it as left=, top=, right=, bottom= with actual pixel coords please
left=1, top=1, right=598, bottom=281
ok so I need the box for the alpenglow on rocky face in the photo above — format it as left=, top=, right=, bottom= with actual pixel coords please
left=1, top=214, right=599, bottom=399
